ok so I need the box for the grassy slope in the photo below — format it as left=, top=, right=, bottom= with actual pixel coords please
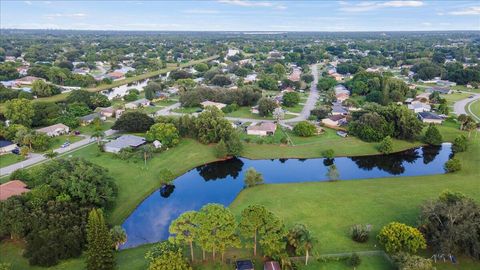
left=230, top=136, right=480, bottom=265
left=70, top=138, right=218, bottom=225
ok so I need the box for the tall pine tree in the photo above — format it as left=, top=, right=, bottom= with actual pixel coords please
left=86, top=209, right=115, bottom=270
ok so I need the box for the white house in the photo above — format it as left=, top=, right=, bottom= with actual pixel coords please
left=408, top=101, right=431, bottom=113
left=200, top=101, right=227, bottom=110
left=104, top=135, right=146, bottom=153
left=418, top=112, right=444, bottom=124
left=125, top=98, right=150, bottom=110
left=36, top=124, right=70, bottom=137
left=246, top=122, right=277, bottom=136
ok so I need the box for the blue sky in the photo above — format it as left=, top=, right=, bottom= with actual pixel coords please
left=1, top=1, right=479, bottom=31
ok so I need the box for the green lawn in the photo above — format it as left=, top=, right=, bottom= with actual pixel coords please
left=442, top=92, right=470, bottom=107
left=153, top=99, right=179, bottom=107
left=76, top=121, right=114, bottom=135
left=230, top=136, right=480, bottom=265
left=300, top=255, right=394, bottom=270
left=282, top=102, right=304, bottom=113
left=466, top=99, right=480, bottom=122
left=46, top=135, right=83, bottom=152
left=226, top=106, right=296, bottom=120
left=0, top=154, right=23, bottom=168
left=173, top=106, right=202, bottom=114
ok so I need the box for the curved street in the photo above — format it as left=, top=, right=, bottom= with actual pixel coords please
left=452, top=91, right=480, bottom=122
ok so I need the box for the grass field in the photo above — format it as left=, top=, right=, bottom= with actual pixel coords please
left=76, top=121, right=114, bottom=135
left=0, top=153, right=24, bottom=168
left=230, top=136, right=480, bottom=265
left=225, top=106, right=296, bottom=120
left=466, top=99, right=480, bottom=122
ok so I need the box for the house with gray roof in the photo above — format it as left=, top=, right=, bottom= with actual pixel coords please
left=104, top=135, right=146, bottom=153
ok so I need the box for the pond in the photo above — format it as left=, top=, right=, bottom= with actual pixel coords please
left=120, top=143, right=452, bottom=249
left=101, top=76, right=162, bottom=100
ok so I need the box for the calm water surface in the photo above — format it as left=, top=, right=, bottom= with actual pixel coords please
left=121, top=143, right=452, bottom=248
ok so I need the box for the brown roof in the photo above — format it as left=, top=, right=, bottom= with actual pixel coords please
left=0, top=180, right=30, bottom=201
left=328, top=115, right=346, bottom=121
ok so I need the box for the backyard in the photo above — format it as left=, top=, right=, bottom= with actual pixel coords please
left=0, top=153, right=23, bottom=168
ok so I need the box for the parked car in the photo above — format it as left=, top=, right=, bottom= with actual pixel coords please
left=11, top=148, right=20, bottom=155
left=61, top=142, right=70, bottom=148
left=74, top=130, right=81, bottom=135
left=469, top=95, right=475, bottom=98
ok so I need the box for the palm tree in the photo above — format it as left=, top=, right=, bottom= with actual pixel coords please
left=287, top=224, right=316, bottom=265
left=140, top=144, right=155, bottom=166
left=44, top=150, right=58, bottom=159
left=91, top=130, right=105, bottom=145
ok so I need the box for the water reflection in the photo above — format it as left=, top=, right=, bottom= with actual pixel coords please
left=121, top=144, right=451, bottom=249
left=349, top=148, right=420, bottom=175
left=196, top=158, right=244, bottom=181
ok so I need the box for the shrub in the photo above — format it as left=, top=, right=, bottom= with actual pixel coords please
left=444, top=158, right=461, bottom=173
left=280, top=136, right=288, bottom=144
left=424, top=124, right=442, bottom=145
left=293, top=121, right=316, bottom=137
left=347, top=253, right=361, bottom=268
left=392, top=253, right=435, bottom=270
left=321, top=149, right=335, bottom=159
left=378, top=136, right=393, bottom=154
left=350, top=224, right=371, bottom=243
left=452, top=135, right=468, bottom=153
left=244, top=167, right=264, bottom=188
left=214, top=140, right=228, bottom=158
left=378, top=222, right=426, bottom=254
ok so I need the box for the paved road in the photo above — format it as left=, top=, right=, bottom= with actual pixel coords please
left=453, top=92, right=480, bottom=122
left=283, top=64, right=319, bottom=123
left=0, top=129, right=117, bottom=177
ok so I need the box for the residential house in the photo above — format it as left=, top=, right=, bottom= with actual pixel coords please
left=251, top=105, right=259, bottom=114
left=247, top=122, right=277, bottom=136
left=330, top=72, right=344, bottom=81
left=331, top=102, right=348, bottom=115
left=98, top=107, right=115, bottom=118
left=322, top=115, right=348, bottom=128
left=245, top=73, right=257, bottom=83
left=125, top=98, right=150, bottom=110
left=153, top=140, right=162, bottom=149
left=227, top=49, right=240, bottom=57
left=426, top=87, right=452, bottom=95
left=416, top=92, right=431, bottom=102
left=0, top=140, right=17, bottom=155
left=334, top=84, right=349, bottom=95
left=408, top=101, right=431, bottom=113
left=107, top=71, right=125, bottom=81
left=288, top=67, right=302, bottom=82
left=104, top=135, right=146, bottom=153
left=36, top=123, right=70, bottom=137
left=436, top=80, right=457, bottom=87
left=336, top=93, right=349, bottom=102
left=418, top=112, right=444, bottom=124
left=200, top=101, right=227, bottom=110
left=0, top=180, right=30, bottom=201
left=79, top=113, right=105, bottom=126
left=15, top=76, right=45, bottom=86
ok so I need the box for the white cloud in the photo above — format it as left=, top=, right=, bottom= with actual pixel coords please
left=449, top=6, right=480, bottom=16
left=422, top=22, right=432, bottom=26
left=218, top=0, right=286, bottom=10
left=339, top=1, right=424, bottom=12
left=183, top=9, right=220, bottom=14
left=44, top=13, right=87, bottom=19
left=24, top=1, right=32, bottom=5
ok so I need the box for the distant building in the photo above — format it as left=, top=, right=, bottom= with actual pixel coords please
left=408, top=101, right=431, bottom=113
left=0, top=180, right=30, bottom=201
left=247, top=122, right=277, bottom=136
left=200, top=101, right=227, bottom=110
left=36, top=123, right=70, bottom=137
left=107, top=71, right=125, bottom=81
left=104, top=135, right=146, bottom=153
left=418, top=112, right=443, bottom=124
left=79, top=113, right=105, bottom=126
left=322, top=115, right=347, bottom=128
left=125, top=98, right=150, bottom=110
left=15, top=76, right=45, bottom=86
left=426, top=87, right=452, bottom=95
left=288, top=67, right=302, bottom=82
